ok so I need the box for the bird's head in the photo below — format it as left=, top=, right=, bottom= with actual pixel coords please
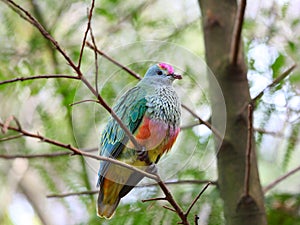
left=143, top=63, right=182, bottom=85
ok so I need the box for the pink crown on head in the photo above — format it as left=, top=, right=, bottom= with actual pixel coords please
left=158, top=63, right=174, bottom=74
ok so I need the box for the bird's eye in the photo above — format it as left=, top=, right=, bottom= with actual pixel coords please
left=157, top=70, right=163, bottom=75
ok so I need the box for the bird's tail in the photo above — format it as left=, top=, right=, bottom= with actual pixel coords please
left=97, top=179, right=121, bottom=219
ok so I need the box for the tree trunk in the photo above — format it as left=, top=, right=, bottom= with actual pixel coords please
left=198, top=1, right=267, bottom=225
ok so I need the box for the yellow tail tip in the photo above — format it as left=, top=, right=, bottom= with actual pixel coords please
left=97, top=204, right=117, bottom=219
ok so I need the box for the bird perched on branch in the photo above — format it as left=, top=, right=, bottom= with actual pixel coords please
left=97, top=63, right=182, bottom=219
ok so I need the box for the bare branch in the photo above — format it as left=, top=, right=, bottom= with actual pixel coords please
left=142, top=197, right=167, bottom=203
left=185, top=182, right=211, bottom=218
left=263, top=164, right=300, bottom=193
left=156, top=177, right=189, bottom=225
left=89, top=21, right=100, bottom=95
left=181, top=104, right=223, bottom=140
left=1, top=115, right=22, bottom=133
left=230, top=0, right=247, bottom=65
left=252, top=64, right=297, bottom=103
left=142, top=179, right=217, bottom=187
left=86, top=41, right=142, bottom=80
left=69, top=99, right=99, bottom=107
left=45, top=179, right=217, bottom=198
left=163, top=205, right=177, bottom=213
left=47, top=190, right=97, bottom=198
left=0, top=74, right=79, bottom=86
left=0, top=134, right=23, bottom=142
left=254, top=128, right=284, bottom=137
left=0, top=151, right=71, bottom=159
left=244, top=104, right=253, bottom=196
left=238, top=63, right=297, bottom=114
left=77, top=0, right=95, bottom=71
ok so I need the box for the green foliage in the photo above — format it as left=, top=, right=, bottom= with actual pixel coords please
left=266, top=193, right=300, bottom=225
left=271, top=53, right=285, bottom=78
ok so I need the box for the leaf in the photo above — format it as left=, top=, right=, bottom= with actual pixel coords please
left=271, top=53, right=285, bottom=78
left=288, top=41, right=297, bottom=54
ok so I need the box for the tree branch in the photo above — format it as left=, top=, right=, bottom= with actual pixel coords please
left=238, top=63, right=297, bottom=114
left=46, top=179, right=217, bottom=198
left=69, top=99, right=99, bottom=107
left=181, top=104, right=223, bottom=140
left=244, top=104, right=253, bottom=196
left=0, top=151, right=71, bottom=159
left=77, top=0, right=95, bottom=71
left=89, top=19, right=100, bottom=95
left=0, top=134, right=23, bottom=142
left=86, top=41, right=142, bottom=80
left=0, top=74, right=79, bottom=86
left=252, top=64, right=297, bottom=103
left=230, top=0, right=247, bottom=65
left=263, top=164, right=300, bottom=193
left=156, top=177, right=189, bottom=225
left=185, top=182, right=211, bottom=218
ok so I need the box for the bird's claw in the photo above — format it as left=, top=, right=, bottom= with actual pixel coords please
left=137, top=147, right=157, bottom=174
left=137, top=146, right=151, bottom=164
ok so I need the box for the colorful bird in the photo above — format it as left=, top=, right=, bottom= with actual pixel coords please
left=97, top=63, right=182, bottom=219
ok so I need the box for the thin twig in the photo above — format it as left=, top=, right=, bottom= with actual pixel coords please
left=181, top=104, right=223, bottom=140
left=142, top=197, right=166, bottom=203
left=86, top=41, right=142, bottom=80
left=142, top=179, right=217, bottom=187
left=163, top=205, right=177, bottom=212
left=1, top=115, right=22, bottom=133
left=0, top=151, right=71, bottom=159
left=77, top=0, right=95, bottom=71
left=244, top=104, right=253, bottom=196
left=89, top=22, right=99, bottom=95
left=0, top=74, right=79, bottom=86
left=263, top=164, right=300, bottom=193
left=69, top=99, right=99, bottom=106
left=238, top=63, right=297, bottom=115
left=230, top=0, right=247, bottom=65
left=45, top=179, right=217, bottom=198
left=0, top=134, right=23, bottom=142
left=254, top=128, right=284, bottom=137
left=156, top=178, right=189, bottom=225
left=252, top=64, right=297, bottom=102
left=47, top=190, right=98, bottom=198
left=185, top=182, right=211, bottom=217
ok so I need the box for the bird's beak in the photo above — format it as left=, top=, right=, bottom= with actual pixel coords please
left=169, top=73, right=182, bottom=80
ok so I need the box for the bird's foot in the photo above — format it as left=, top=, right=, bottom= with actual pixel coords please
left=137, top=147, right=157, bottom=174
left=137, top=146, right=151, bottom=164
left=146, top=163, right=158, bottom=175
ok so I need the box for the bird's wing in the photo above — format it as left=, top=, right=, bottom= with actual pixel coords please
left=97, top=86, right=147, bottom=185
